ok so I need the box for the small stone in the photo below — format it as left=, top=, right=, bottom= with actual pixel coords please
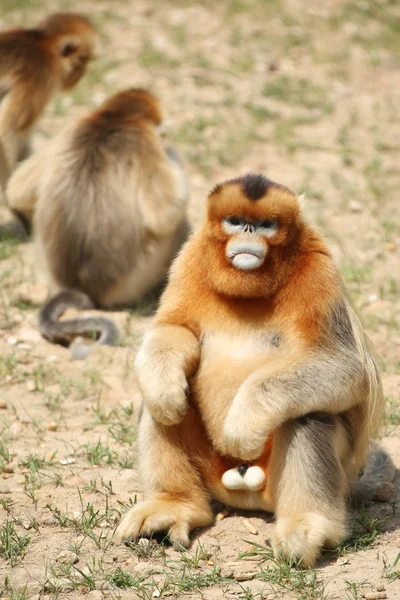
left=17, top=343, right=32, bottom=351
left=368, top=294, right=378, bottom=304
left=3, top=464, right=15, bottom=473
left=376, top=584, right=385, bottom=592
left=216, top=508, right=230, bottom=521
left=7, top=336, right=17, bottom=345
left=364, top=593, right=387, bottom=600
left=243, top=518, right=258, bottom=535
left=234, top=573, right=255, bottom=582
left=0, top=400, right=7, bottom=409
left=46, top=422, right=58, bottom=432
left=26, top=380, right=36, bottom=392
left=0, top=483, right=11, bottom=494
left=59, top=457, right=76, bottom=465
left=56, top=550, right=79, bottom=565
left=350, top=201, right=362, bottom=213
left=385, top=242, right=396, bottom=252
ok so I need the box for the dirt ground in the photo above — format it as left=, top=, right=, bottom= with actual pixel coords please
left=1, top=0, right=400, bottom=598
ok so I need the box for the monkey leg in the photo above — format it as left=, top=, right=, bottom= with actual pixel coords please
left=267, top=412, right=351, bottom=567
left=115, top=406, right=214, bottom=549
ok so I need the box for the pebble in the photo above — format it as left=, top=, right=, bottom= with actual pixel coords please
left=46, top=422, right=58, bottom=432
left=364, top=593, right=387, bottom=600
left=216, top=508, right=230, bottom=521
left=0, top=400, right=7, bottom=409
left=56, top=550, right=79, bottom=565
left=0, top=483, right=11, bottom=494
left=17, top=343, right=32, bottom=351
left=7, top=336, right=17, bottom=345
left=350, top=201, right=362, bottom=213
left=243, top=518, right=258, bottom=535
left=26, top=380, right=36, bottom=392
left=376, top=584, right=385, bottom=592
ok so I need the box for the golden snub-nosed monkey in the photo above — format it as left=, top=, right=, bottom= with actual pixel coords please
left=116, top=173, right=391, bottom=567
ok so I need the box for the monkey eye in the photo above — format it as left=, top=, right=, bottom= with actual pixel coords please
left=225, top=216, right=241, bottom=226
left=61, top=43, right=77, bottom=57
left=259, top=219, right=277, bottom=230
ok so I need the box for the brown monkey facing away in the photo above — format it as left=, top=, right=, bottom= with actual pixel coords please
left=0, top=12, right=97, bottom=194
left=116, top=174, right=393, bottom=566
left=7, top=88, right=189, bottom=358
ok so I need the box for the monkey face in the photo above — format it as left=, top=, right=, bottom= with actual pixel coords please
left=223, top=216, right=278, bottom=271
left=60, top=41, right=94, bottom=89
left=200, top=174, right=302, bottom=298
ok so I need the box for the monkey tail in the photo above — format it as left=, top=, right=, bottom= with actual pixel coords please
left=352, top=444, right=396, bottom=505
left=38, top=289, right=120, bottom=360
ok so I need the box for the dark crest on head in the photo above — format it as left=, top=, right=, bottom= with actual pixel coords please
left=209, top=173, right=273, bottom=202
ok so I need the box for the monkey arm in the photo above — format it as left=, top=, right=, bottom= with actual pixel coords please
left=6, top=147, right=46, bottom=223
left=135, top=324, right=200, bottom=426
left=223, top=346, right=369, bottom=461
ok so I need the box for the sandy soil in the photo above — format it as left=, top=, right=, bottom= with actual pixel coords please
left=0, top=0, right=399, bottom=598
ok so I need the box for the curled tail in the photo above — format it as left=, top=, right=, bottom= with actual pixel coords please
left=38, top=289, right=120, bottom=360
left=352, top=445, right=396, bottom=505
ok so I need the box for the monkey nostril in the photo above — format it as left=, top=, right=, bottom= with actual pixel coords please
left=237, top=463, right=250, bottom=477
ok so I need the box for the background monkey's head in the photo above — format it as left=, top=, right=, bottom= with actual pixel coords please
left=37, top=13, right=98, bottom=89
left=96, top=88, right=163, bottom=126
left=201, top=174, right=303, bottom=299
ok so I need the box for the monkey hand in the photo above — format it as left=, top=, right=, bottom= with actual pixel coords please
left=137, top=367, right=190, bottom=426
left=222, top=386, right=273, bottom=460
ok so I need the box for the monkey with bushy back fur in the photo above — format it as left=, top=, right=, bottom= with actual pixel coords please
left=116, top=174, right=391, bottom=567
left=7, top=88, right=189, bottom=358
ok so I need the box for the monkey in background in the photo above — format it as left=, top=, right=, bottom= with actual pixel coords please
left=0, top=12, right=97, bottom=199
left=7, top=88, right=189, bottom=359
left=116, top=174, right=392, bottom=566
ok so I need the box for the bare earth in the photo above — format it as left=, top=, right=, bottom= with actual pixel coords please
left=1, top=1, right=399, bottom=598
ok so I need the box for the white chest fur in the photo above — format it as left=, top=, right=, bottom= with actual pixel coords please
left=201, top=328, right=281, bottom=363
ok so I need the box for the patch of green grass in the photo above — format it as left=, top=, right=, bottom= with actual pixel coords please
left=83, top=439, right=118, bottom=466
left=0, top=237, right=21, bottom=260
left=341, top=262, right=372, bottom=286
left=383, top=396, right=400, bottom=427
left=385, top=552, right=400, bottom=581
left=106, top=567, right=139, bottom=589
left=0, top=579, right=29, bottom=600
left=330, top=0, right=400, bottom=58
left=262, top=75, right=332, bottom=112
left=139, top=39, right=180, bottom=69
left=239, top=543, right=328, bottom=599
left=0, top=436, right=13, bottom=472
left=46, top=490, right=117, bottom=549
left=0, top=520, right=30, bottom=567
left=336, top=507, right=382, bottom=554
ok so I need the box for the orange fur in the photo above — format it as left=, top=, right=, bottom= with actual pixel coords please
left=118, top=174, right=383, bottom=565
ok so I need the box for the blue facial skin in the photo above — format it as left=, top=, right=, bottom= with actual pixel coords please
left=223, top=216, right=278, bottom=271
left=222, top=216, right=278, bottom=237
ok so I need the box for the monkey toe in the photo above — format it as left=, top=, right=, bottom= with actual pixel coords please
left=272, top=513, right=344, bottom=568
left=169, top=522, right=191, bottom=551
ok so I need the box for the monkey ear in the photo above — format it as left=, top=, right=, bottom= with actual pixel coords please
left=59, top=36, right=79, bottom=57
left=297, top=192, right=307, bottom=211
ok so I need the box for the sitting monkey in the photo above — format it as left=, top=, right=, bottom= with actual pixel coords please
left=7, top=89, right=189, bottom=358
left=116, top=174, right=392, bottom=566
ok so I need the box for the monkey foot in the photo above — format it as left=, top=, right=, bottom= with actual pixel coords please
left=271, top=512, right=346, bottom=568
left=115, top=498, right=211, bottom=551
